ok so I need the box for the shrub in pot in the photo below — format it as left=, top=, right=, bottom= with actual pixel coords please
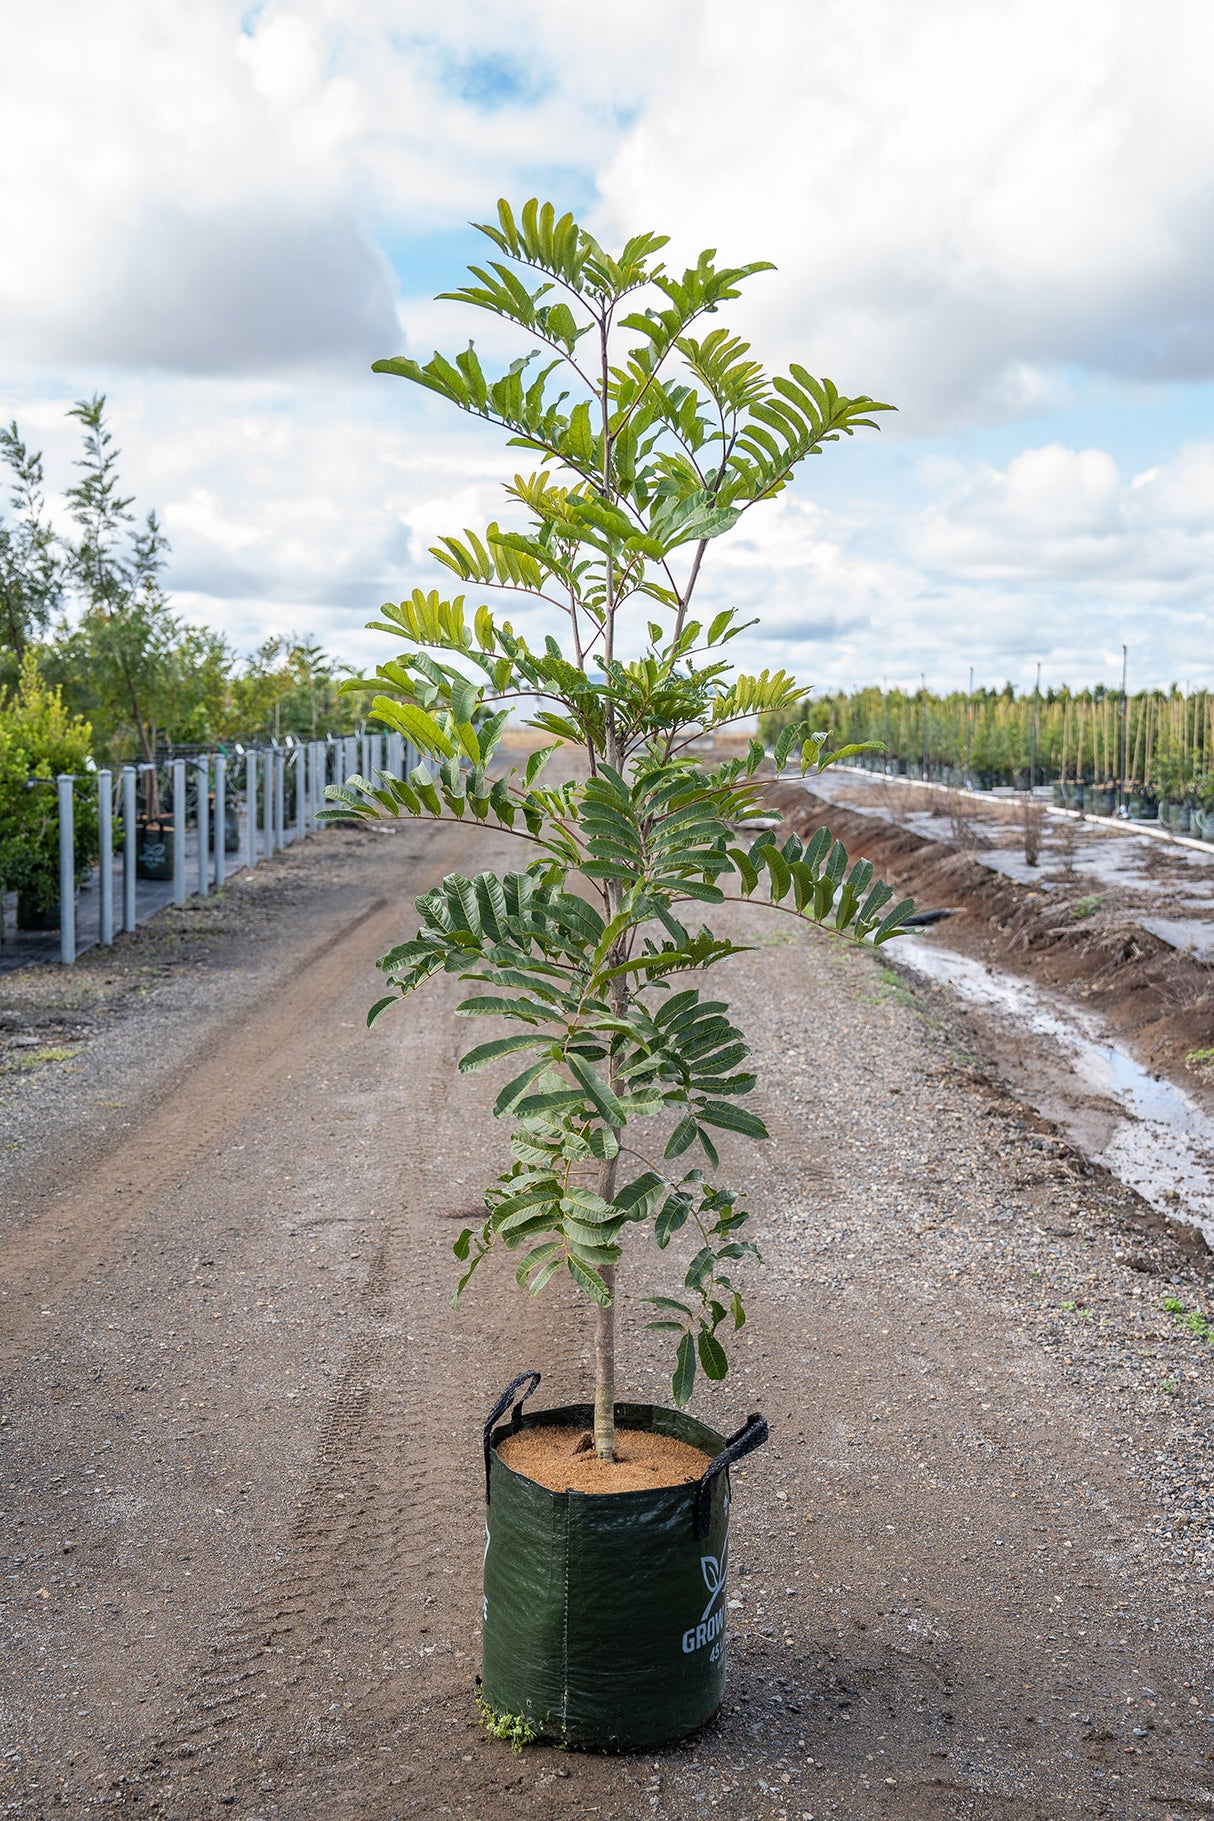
left=0, top=652, right=97, bottom=932
left=326, top=199, right=915, bottom=1750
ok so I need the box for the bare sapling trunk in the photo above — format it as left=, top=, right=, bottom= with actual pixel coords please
left=593, top=969, right=625, bottom=1460
left=593, top=1259, right=617, bottom=1460
left=592, top=1066, right=620, bottom=1458
left=594, top=318, right=621, bottom=1465
left=1022, top=791, right=1046, bottom=867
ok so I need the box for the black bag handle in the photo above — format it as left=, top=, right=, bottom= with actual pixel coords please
left=695, top=1412, right=768, bottom=1539
left=483, top=1370, right=542, bottom=1503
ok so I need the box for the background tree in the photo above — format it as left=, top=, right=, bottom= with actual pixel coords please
left=60, top=395, right=176, bottom=771
left=0, top=423, right=64, bottom=669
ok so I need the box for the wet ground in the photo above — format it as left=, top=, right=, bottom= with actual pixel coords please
left=895, top=939, right=1214, bottom=1250
left=804, top=769, right=1214, bottom=962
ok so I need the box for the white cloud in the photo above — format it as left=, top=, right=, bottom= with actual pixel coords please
left=4, top=0, right=1214, bottom=699
left=0, top=0, right=678, bottom=375
left=912, top=441, right=1214, bottom=593
left=595, top=0, right=1214, bottom=421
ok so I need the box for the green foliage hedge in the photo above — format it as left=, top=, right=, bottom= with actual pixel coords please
left=0, top=653, right=98, bottom=913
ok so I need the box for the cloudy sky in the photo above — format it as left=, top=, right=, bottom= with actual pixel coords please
left=4, top=0, right=1214, bottom=695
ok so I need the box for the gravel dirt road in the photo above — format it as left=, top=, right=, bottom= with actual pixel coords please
left=1, top=812, right=1212, bottom=1820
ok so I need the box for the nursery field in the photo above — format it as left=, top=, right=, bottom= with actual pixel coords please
left=1, top=809, right=1212, bottom=1820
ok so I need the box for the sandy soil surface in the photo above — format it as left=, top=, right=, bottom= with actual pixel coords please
left=2, top=810, right=1212, bottom=1820
left=495, top=1426, right=712, bottom=1495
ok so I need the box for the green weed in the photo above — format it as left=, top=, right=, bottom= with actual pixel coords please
left=1070, top=895, right=1102, bottom=921
left=1161, top=1296, right=1214, bottom=1343
left=873, top=965, right=913, bottom=1007
left=476, top=1692, right=539, bottom=1754
left=9, top=1045, right=76, bottom=1072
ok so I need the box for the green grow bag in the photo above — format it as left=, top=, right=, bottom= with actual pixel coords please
left=136, top=819, right=174, bottom=880
left=480, top=1372, right=768, bottom=1752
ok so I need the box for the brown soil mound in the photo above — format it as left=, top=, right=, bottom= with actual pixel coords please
left=497, top=1425, right=712, bottom=1494
left=765, top=780, right=1214, bottom=1106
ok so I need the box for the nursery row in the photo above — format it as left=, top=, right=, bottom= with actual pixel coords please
left=764, top=683, right=1214, bottom=824
left=1, top=399, right=365, bottom=763
left=1, top=728, right=420, bottom=963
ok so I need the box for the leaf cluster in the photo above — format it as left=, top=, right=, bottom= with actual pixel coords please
left=335, top=199, right=909, bottom=1404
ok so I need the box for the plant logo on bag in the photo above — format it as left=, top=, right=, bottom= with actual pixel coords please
left=681, top=1536, right=728, bottom=1655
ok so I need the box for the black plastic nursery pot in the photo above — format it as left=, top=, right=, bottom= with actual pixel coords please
left=16, top=891, right=60, bottom=931
left=480, top=1372, right=767, bottom=1752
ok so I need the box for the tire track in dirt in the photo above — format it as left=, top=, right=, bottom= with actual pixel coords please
left=142, top=1247, right=398, bottom=1800
left=121, top=932, right=596, bottom=1813
left=121, top=883, right=555, bottom=1814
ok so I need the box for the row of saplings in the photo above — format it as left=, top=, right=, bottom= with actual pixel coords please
left=328, top=197, right=919, bottom=1750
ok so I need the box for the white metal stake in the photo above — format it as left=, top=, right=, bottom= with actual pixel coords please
left=215, top=754, right=226, bottom=891
left=197, top=755, right=210, bottom=896
left=122, top=766, right=137, bottom=932
left=57, top=775, right=75, bottom=965
left=246, top=750, right=258, bottom=868
left=265, top=751, right=276, bottom=855
left=172, top=760, right=187, bottom=904
left=275, top=748, right=285, bottom=850
left=97, top=769, right=113, bottom=946
left=295, top=746, right=305, bottom=844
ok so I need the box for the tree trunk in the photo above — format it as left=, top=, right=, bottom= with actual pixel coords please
left=592, top=307, right=620, bottom=1462
left=593, top=1262, right=617, bottom=1460
left=592, top=1002, right=622, bottom=1461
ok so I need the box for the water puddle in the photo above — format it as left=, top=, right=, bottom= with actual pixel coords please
left=892, top=938, right=1214, bottom=1249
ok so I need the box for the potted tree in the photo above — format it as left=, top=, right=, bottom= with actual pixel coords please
left=326, top=199, right=915, bottom=1751
left=0, top=652, right=98, bottom=932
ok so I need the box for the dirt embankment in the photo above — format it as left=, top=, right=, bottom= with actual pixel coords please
left=766, top=782, right=1214, bottom=1106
